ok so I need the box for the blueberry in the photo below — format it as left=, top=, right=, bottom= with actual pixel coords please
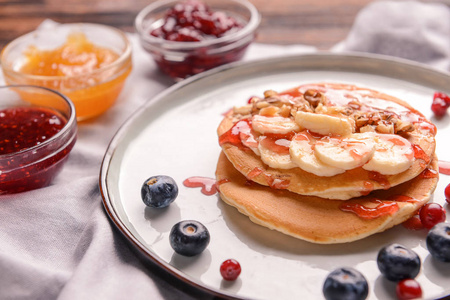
left=323, top=267, right=369, bottom=300
left=426, top=222, right=450, bottom=262
left=169, top=220, right=210, bottom=256
left=377, top=244, right=421, bottom=281
left=141, top=175, right=178, bottom=208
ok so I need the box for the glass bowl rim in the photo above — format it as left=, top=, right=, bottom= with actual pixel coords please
left=0, top=23, right=132, bottom=82
left=134, top=0, right=261, bottom=50
left=0, top=84, right=77, bottom=159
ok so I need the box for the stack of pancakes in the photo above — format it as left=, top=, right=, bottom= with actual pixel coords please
left=215, top=83, right=438, bottom=244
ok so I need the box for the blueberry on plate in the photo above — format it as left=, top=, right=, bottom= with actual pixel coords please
left=169, top=220, right=210, bottom=256
left=141, top=175, right=178, bottom=208
left=323, top=267, right=369, bottom=300
left=426, top=222, right=450, bottom=262
left=377, top=244, right=421, bottom=281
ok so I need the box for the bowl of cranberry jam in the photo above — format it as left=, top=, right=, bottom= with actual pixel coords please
left=135, top=0, right=260, bottom=80
left=0, top=85, right=77, bottom=194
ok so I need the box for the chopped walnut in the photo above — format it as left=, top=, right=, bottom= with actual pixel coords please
left=279, top=105, right=291, bottom=118
left=264, top=90, right=278, bottom=98
left=255, top=101, right=270, bottom=109
left=233, top=104, right=252, bottom=116
left=303, top=89, right=323, bottom=108
left=376, top=121, right=395, bottom=134
left=355, top=115, right=369, bottom=128
left=259, top=106, right=280, bottom=117
left=360, top=125, right=376, bottom=133
left=394, top=120, right=415, bottom=134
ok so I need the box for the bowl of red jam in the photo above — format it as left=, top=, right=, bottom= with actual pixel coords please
left=135, top=0, right=260, bottom=80
left=0, top=85, right=77, bottom=194
left=0, top=23, right=132, bottom=121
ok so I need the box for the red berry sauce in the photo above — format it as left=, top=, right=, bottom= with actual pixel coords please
left=438, top=160, right=450, bottom=175
left=0, top=107, right=75, bottom=194
left=149, top=0, right=249, bottom=78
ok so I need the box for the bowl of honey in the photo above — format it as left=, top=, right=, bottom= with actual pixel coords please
left=0, top=85, right=77, bottom=194
left=0, top=23, right=132, bottom=121
left=135, top=0, right=260, bottom=80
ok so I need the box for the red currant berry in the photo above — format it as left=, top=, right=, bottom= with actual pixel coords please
left=396, top=279, right=422, bottom=300
left=434, top=92, right=450, bottom=105
left=220, top=259, right=241, bottom=281
left=445, top=183, right=450, bottom=205
left=431, top=92, right=450, bottom=117
left=419, top=203, right=446, bottom=229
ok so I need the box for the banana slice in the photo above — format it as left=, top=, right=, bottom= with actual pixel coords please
left=294, top=111, right=354, bottom=136
left=289, top=131, right=346, bottom=176
left=252, top=115, right=299, bottom=135
left=362, top=134, right=414, bottom=175
left=258, top=136, right=296, bottom=169
left=314, top=133, right=376, bottom=170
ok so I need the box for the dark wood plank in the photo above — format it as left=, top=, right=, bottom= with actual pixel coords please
left=0, top=0, right=448, bottom=50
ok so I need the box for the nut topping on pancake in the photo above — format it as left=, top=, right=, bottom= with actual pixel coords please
left=218, top=83, right=436, bottom=200
left=222, top=85, right=427, bottom=177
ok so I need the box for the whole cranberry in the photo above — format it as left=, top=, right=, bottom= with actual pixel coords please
left=220, top=259, right=241, bottom=281
left=396, top=279, right=422, bottom=300
left=444, top=183, right=450, bottom=205
left=419, top=203, right=446, bottom=229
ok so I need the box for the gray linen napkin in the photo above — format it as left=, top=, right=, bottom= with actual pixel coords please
left=332, top=0, right=450, bottom=71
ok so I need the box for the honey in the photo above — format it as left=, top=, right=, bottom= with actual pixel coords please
left=5, top=32, right=131, bottom=120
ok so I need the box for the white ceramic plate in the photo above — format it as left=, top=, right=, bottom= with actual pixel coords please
left=100, top=53, right=450, bottom=300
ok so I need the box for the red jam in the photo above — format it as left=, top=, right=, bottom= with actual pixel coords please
left=151, top=0, right=243, bottom=41
left=149, top=0, right=249, bottom=79
left=412, top=144, right=430, bottom=166
left=219, top=119, right=255, bottom=151
left=183, top=176, right=229, bottom=195
left=340, top=199, right=399, bottom=220
left=0, top=107, right=74, bottom=194
left=438, top=160, right=450, bottom=175
left=246, top=167, right=289, bottom=189
left=419, top=168, right=439, bottom=179
left=368, top=171, right=390, bottom=190
left=340, top=195, right=416, bottom=220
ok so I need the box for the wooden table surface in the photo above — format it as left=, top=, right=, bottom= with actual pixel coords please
left=1, top=0, right=448, bottom=50
left=0, top=0, right=377, bottom=50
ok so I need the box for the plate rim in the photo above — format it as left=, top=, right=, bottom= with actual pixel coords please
left=99, top=51, right=450, bottom=299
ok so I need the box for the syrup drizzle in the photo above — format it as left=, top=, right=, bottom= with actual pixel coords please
left=412, top=144, right=430, bottom=165
left=420, top=168, right=439, bottom=178
left=247, top=167, right=290, bottom=189
left=340, top=199, right=399, bottom=220
left=218, top=119, right=253, bottom=149
left=340, top=195, right=416, bottom=220
left=368, top=171, right=390, bottom=190
left=183, top=177, right=229, bottom=196
left=438, top=160, right=450, bottom=175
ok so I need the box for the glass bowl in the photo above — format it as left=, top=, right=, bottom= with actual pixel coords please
left=0, top=85, right=77, bottom=194
left=135, top=0, right=260, bottom=80
left=0, top=23, right=132, bottom=121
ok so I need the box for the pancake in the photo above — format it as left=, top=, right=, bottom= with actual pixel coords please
left=215, top=151, right=439, bottom=244
left=217, top=83, right=436, bottom=200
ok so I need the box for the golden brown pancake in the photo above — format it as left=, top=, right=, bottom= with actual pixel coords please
left=217, top=83, right=436, bottom=200
left=216, top=151, right=439, bottom=244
